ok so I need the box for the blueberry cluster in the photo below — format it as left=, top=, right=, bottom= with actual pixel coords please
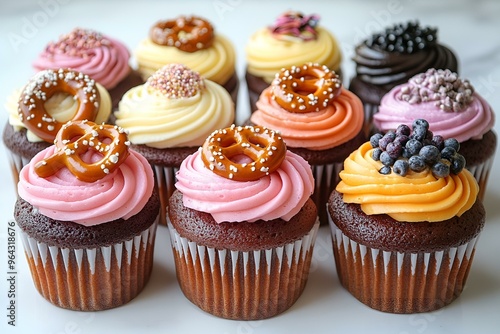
left=370, top=119, right=466, bottom=178
left=366, top=21, right=437, bottom=54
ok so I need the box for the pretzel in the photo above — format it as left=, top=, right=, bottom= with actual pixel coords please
left=201, top=125, right=287, bottom=181
left=34, top=120, right=130, bottom=182
left=18, top=69, right=100, bottom=142
left=271, top=63, right=341, bottom=113
left=150, top=16, right=214, bottom=53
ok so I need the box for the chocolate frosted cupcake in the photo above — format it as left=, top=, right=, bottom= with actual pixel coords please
left=3, top=68, right=112, bottom=192
left=349, top=21, right=458, bottom=134
left=245, top=11, right=342, bottom=112
left=327, top=119, right=485, bottom=313
left=374, top=69, right=496, bottom=200
left=168, top=125, right=319, bottom=320
left=249, top=63, right=365, bottom=224
left=134, top=15, right=239, bottom=106
left=115, top=64, right=234, bottom=225
left=33, top=28, right=143, bottom=108
left=15, top=120, right=159, bottom=311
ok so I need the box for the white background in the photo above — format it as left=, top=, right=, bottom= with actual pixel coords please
left=1, top=0, right=499, bottom=333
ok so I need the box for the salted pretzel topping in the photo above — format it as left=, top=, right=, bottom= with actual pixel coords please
left=34, top=120, right=130, bottom=182
left=201, top=125, right=287, bottom=181
left=271, top=63, right=341, bottom=113
left=150, top=16, right=214, bottom=53
left=18, top=69, right=100, bottom=142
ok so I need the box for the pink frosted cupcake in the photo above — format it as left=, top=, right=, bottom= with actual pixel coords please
left=374, top=68, right=496, bottom=200
left=15, top=120, right=159, bottom=311
left=249, top=63, right=365, bottom=224
left=168, top=125, right=319, bottom=319
left=33, top=27, right=143, bottom=108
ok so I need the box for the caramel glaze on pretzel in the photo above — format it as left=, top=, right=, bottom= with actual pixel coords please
left=201, top=125, right=287, bottom=181
left=272, top=63, right=342, bottom=113
left=150, top=16, right=214, bottom=53
left=35, top=120, right=130, bottom=183
left=18, top=69, right=100, bottom=143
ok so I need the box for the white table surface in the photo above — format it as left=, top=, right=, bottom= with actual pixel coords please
left=1, top=1, right=499, bottom=333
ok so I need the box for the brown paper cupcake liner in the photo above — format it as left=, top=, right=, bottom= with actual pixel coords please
left=18, top=219, right=158, bottom=311
left=328, top=215, right=480, bottom=313
left=153, top=164, right=179, bottom=225
left=466, top=154, right=495, bottom=201
left=167, top=219, right=320, bottom=320
left=311, top=162, right=343, bottom=225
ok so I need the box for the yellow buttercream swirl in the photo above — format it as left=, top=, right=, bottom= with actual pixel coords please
left=134, top=35, right=236, bottom=85
left=246, top=27, right=342, bottom=83
left=336, top=142, right=479, bottom=222
left=5, top=84, right=111, bottom=143
left=115, top=80, right=234, bottom=148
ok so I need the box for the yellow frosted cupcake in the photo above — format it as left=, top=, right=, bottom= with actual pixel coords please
left=114, top=64, right=234, bottom=224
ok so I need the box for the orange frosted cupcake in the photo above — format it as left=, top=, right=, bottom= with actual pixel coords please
left=249, top=63, right=365, bottom=224
left=327, top=119, right=484, bottom=313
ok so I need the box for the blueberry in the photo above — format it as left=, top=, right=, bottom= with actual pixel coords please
left=386, top=142, right=403, bottom=159
left=370, top=133, right=384, bottom=148
left=405, top=139, right=423, bottom=156
left=396, top=124, right=411, bottom=137
left=411, top=126, right=427, bottom=141
left=380, top=151, right=395, bottom=166
left=432, top=161, right=450, bottom=178
left=450, top=154, right=466, bottom=174
left=379, top=166, right=392, bottom=175
left=394, top=134, right=410, bottom=147
left=444, top=138, right=460, bottom=152
left=379, top=131, right=396, bottom=150
left=425, top=129, right=434, bottom=141
left=419, top=145, right=441, bottom=165
left=372, top=147, right=383, bottom=161
left=441, top=146, right=457, bottom=161
left=393, top=160, right=410, bottom=176
left=408, top=155, right=426, bottom=172
left=432, top=135, right=445, bottom=150
left=402, top=147, right=412, bottom=159
left=412, top=119, right=429, bottom=130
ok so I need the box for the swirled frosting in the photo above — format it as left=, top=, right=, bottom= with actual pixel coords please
left=18, top=146, right=155, bottom=226
left=115, top=74, right=234, bottom=148
left=134, top=34, right=236, bottom=85
left=175, top=148, right=314, bottom=223
left=336, top=142, right=478, bottom=222
left=33, top=28, right=131, bottom=89
left=250, top=87, right=363, bottom=150
left=6, top=84, right=111, bottom=143
left=246, top=27, right=342, bottom=84
left=374, top=78, right=494, bottom=142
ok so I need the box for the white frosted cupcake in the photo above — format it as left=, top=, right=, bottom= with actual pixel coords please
left=114, top=64, right=234, bottom=224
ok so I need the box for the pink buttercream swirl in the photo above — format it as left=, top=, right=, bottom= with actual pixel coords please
left=175, top=149, right=314, bottom=223
left=375, top=80, right=495, bottom=142
left=33, top=28, right=131, bottom=89
left=18, top=146, right=154, bottom=226
left=270, top=11, right=320, bottom=41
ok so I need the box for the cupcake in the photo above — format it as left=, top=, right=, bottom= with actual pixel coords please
left=134, top=15, right=239, bottom=106
left=374, top=69, right=496, bottom=201
left=14, top=120, right=160, bottom=311
left=349, top=21, right=458, bottom=134
left=327, top=119, right=485, bottom=313
left=2, top=68, right=112, bottom=192
left=246, top=11, right=342, bottom=113
left=168, top=125, right=319, bottom=320
left=114, top=64, right=234, bottom=225
left=249, top=63, right=365, bottom=224
left=33, top=28, right=143, bottom=108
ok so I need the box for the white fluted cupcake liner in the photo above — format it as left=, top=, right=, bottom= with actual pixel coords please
left=6, top=151, right=31, bottom=195
left=167, top=219, right=320, bottom=320
left=328, top=215, right=480, bottom=313
left=312, top=162, right=343, bottom=225
left=153, top=164, right=179, bottom=225
left=18, top=219, right=158, bottom=311
left=466, top=153, right=495, bottom=201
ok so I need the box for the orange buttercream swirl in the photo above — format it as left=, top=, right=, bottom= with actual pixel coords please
left=336, top=142, right=478, bottom=222
left=251, top=87, right=363, bottom=150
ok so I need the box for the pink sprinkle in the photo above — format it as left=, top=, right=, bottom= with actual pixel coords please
left=146, top=64, right=205, bottom=99
left=45, top=28, right=111, bottom=57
